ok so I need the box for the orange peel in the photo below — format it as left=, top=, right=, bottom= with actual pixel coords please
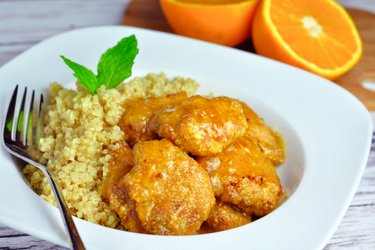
left=160, top=0, right=259, bottom=46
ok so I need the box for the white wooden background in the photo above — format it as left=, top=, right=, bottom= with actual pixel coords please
left=0, top=0, right=374, bottom=249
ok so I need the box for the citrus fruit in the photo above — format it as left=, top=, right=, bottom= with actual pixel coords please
left=160, top=0, right=259, bottom=46
left=252, top=0, right=363, bottom=80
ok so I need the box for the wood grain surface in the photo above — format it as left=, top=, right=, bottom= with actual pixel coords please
left=336, top=9, right=375, bottom=110
left=0, top=0, right=374, bottom=249
left=123, top=0, right=375, bottom=111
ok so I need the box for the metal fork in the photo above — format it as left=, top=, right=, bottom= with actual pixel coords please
left=2, top=85, right=85, bottom=250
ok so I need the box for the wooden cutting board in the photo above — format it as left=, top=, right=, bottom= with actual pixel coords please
left=123, top=0, right=375, bottom=111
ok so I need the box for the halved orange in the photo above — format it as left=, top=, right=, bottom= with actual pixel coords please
left=252, top=0, right=363, bottom=80
left=160, top=0, right=259, bottom=46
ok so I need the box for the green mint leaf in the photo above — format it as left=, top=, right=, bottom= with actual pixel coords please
left=60, top=56, right=98, bottom=94
left=97, top=35, right=138, bottom=89
left=60, top=35, right=138, bottom=94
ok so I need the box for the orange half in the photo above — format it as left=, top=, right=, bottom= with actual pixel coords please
left=252, top=0, right=363, bottom=80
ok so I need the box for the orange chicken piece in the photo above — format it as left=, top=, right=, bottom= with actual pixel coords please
left=241, top=102, right=285, bottom=165
left=119, top=92, right=188, bottom=146
left=205, top=202, right=251, bottom=232
left=197, top=136, right=282, bottom=217
left=100, top=141, right=144, bottom=232
left=149, top=96, right=247, bottom=156
left=122, top=139, right=215, bottom=235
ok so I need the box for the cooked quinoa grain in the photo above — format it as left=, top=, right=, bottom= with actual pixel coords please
left=23, top=73, right=199, bottom=228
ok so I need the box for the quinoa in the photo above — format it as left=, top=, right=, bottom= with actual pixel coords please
left=23, top=72, right=199, bottom=228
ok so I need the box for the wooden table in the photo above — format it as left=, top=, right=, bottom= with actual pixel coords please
left=0, top=0, right=374, bottom=249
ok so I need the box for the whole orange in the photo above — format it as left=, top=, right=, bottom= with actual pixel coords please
left=252, top=0, right=362, bottom=80
left=160, top=0, right=259, bottom=47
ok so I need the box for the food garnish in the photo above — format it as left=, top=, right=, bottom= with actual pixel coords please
left=60, top=35, right=138, bottom=94
left=252, top=0, right=362, bottom=80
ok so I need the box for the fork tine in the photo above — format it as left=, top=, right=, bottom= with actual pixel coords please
left=15, top=87, right=27, bottom=145
left=3, top=85, right=19, bottom=142
left=26, top=90, right=35, bottom=147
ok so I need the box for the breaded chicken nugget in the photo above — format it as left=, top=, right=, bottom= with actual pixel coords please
left=119, top=92, right=188, bottom=146
left=100, top=141, right=144, bottom=232
left=123, top=139, right=215, bottom=235
left=241, top=102, right=285, bottom=165
left=205, top=202, right=251, bottom=232
left=149, top=96, right=247, bottom=156
left=197, top=137, right=282, bottom=217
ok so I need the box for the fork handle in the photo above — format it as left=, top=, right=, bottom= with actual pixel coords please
left=42, top=168, right=86, bottom=250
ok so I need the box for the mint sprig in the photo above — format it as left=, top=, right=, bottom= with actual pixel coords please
left=60, top=56, right=98, bottom=93
left=60, top=35, right=138, bottom=94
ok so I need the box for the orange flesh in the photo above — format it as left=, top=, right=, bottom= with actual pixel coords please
left=269, top=0, right=359, bottom=69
